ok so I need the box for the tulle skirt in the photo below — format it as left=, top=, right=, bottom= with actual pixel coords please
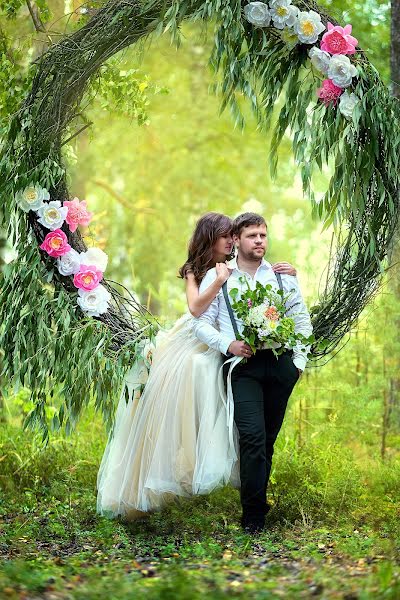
left=97, top=314, right=239, bottom=520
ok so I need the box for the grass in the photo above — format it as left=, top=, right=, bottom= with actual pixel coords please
left=1, top=396, right=399, bottom=599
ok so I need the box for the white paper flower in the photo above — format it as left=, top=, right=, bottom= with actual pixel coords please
left=15, top=184, right=49, bottom=213
left=281, top=27, right=299, bottom=49
left=339, top=91, right=359, bottom=119
left=270, top=0, right=296, bottom=30
left=328, top=54, right=358, bottom=88
left=308, top=47, right=331, bottom=74
left=36, top=200, right=68, bottom=230
left=79, top=247, right=108, bottom=273
left=77, top=284, right=111, bottom=317
left=294, top=10, right=325, bottom=44
left=57, top=249, right=81, bottom=276
left=285, top=4, right=299, bottom=28
left=244, top=2, right=271, bottom=28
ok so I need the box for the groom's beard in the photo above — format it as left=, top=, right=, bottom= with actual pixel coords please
left=240, top=247, right=266, bottom=261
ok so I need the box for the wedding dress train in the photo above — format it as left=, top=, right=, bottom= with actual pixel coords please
left=97, top=314, right=239, bottom=520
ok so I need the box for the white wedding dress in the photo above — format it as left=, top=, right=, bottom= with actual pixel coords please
left=97, top=314, right=240, bottom=520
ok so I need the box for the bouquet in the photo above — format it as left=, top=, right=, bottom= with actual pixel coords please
left=229, top=278, right=312, bottom=356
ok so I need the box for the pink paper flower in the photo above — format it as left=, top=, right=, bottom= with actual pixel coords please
left=40, top=229, right=71, bottom=257
left=320, top=23, right=358, bottom=55
left=73, top=264, right=103, bottom=291
left=317, top=79, right=343, bottom=106
left=64, top=197, right=93, bottom=233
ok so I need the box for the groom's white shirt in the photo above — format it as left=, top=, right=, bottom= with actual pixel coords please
left=193, top=257, right=313, bottom=372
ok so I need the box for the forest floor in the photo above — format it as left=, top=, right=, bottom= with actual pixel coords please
left=1, top=411, right=399, bottom=600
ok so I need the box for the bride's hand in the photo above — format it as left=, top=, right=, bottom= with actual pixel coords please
left=216, top=262, right=232, bottom=284
left=272, top=262, right=297, bottom=276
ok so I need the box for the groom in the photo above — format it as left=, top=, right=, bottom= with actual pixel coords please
left=193, top=212, right=312, bottom=533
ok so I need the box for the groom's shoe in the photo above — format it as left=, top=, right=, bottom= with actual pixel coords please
left=241, top=516, right=265, bottom=535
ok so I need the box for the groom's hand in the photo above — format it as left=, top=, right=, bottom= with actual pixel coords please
left=228, top=341, right=253, bottom=358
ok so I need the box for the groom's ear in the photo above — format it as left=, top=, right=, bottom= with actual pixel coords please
left=232, top=233, right=240, bottom=245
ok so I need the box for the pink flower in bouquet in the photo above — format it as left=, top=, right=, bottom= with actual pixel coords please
left=40, top=229, right=71, bottom=257
left=317, top=79, right=343, bottom=106
left=64, top=197, right=93, bottom=233
left=247, top=299, right=253, bottom=307
left=320, top=23, right=358, bottom=55
left=73, top=264, right=103, bottom=291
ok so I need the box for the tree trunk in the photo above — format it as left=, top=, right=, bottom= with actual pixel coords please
left=391, top=0, right=400, bottom=99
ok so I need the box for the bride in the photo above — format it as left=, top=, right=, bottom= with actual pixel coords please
left=97, top=212, right=296, bottom=520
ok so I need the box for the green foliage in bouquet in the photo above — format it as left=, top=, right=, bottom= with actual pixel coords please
left=230, top=280, right=313, bottom=355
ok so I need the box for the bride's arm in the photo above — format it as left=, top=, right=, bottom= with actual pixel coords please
left=185, top=265, right=229, bottom=318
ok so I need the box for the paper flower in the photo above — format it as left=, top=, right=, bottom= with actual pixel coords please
left=284, top=4, right=299, bottom=28
left=73, top=264, right=103, bottom=291
left=64, top=197, right=93, bottom=233
left=281, top=27, right=299, bottom=49
left=40, top=229, right=71, bottom=257
left=77, top=284, right=111, bottom=317
left=321, top=23, right=358, bottom=55
left=79, top=247, right=108, bottom=273
left=317, top=79, right=343, bottom=106
left=244, top=2, right=271, bottom=28
left=328, top=54, right=358, bottom=88
left=56, top=248, right=81, bottom=276
left=15, top=184, right=49, bottom=213
left=339, top=91, right=359, bottom=119
left=308, top=47, right=331, bottom=75
left=36, top=200, right=68, bottom=231
left=269, top=0, right=297, bottom=30
left=294, top=10, right=325, bottom=44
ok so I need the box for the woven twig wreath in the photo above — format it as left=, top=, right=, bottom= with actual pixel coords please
left=0, top=0, right=399, bottom=435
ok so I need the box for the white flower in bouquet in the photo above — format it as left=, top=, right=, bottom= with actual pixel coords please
left=36, top=200, right=68, bottom=230
left=15, top=183, right=49, bottom=212
left=258, top=320, right=279, bottom=338
left=57, top=248, right=81, bottom=276
left=328, top=54, right=358, bottom=88
left=294, top=10, right=325, bottom=44
left=269, top=0, right=297, bottom=30
left=308, top=47, right=331, bottom=74
left=77, top=284, right=111, bottom=317
left=79, top=247, right=108, bottom=273
left=339, top=91, right=359, bottom=119
left=244, top=2, right=271, bottom=28
left=245, top=304, right=269, bottom=328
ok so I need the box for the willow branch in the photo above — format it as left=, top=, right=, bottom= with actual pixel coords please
left=25, top=0, right=46, bottom=33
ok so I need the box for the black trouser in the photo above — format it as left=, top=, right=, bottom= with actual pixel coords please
left=223, top=350, right=299, bottom=522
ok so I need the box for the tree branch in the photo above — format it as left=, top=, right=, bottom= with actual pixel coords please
left=25, top=0, right=46, bottom=34
left=61, top=122, right=93, bottom=146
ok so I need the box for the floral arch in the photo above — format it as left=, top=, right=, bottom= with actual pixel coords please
left=0, top=0, right=399, bottom=437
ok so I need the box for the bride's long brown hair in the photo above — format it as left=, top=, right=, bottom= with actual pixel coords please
left=178, top=212, right=233, bottom=285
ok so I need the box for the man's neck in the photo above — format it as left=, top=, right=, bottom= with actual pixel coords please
left=236, top=255, right=263, bottom=277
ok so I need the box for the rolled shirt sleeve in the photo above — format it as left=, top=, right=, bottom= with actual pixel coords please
left=192, top=270, right=236, bottom=355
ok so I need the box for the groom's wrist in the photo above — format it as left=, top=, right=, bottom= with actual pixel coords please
left=224, top=339, right=237, bottom=355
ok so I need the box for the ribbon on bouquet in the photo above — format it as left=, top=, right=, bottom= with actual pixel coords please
left=217, top=355, right=243, bottom=462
